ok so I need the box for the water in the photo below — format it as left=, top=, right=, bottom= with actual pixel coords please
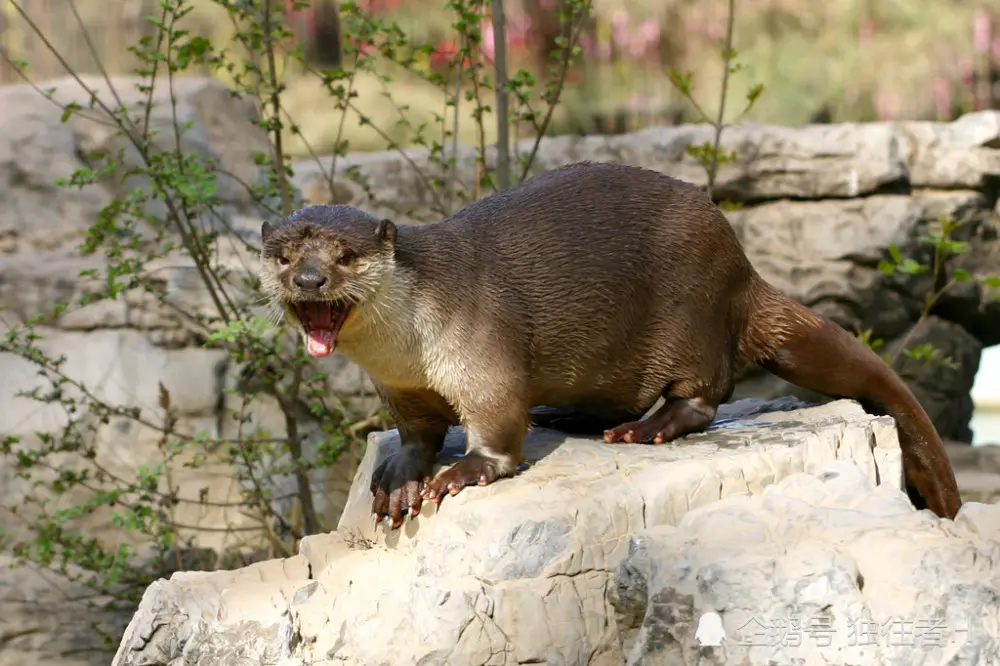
left=971, top=346, right=1000, bottom=446
left=972, top=409, right=1000, bottom=446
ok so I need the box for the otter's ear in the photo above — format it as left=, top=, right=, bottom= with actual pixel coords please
left=375, top=218, right=397, bottom=246
left=261, top=221, right=274, bottom=241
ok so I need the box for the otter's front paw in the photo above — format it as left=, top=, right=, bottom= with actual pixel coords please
left=370, top=445, right=434, bottom=529
left=422, top=450, right=510, bottom=502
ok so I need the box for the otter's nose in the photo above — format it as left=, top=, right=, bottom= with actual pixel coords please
left=294, top=273, right=327, bottom=291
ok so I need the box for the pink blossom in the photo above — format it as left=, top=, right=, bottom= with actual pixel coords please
left=933, top=77, right=952, bottom=120
left=612, top=9, right=630, bottom=48
left=483, top=22, right=495, bottom=60
left=597, top=40, right=612, bottom=61
left=874, top=87, right=900, bottom=120
left=641, top=20, right=660, bottom=45
left=974, top=9, right=992, bottom=54
left=858, top=18, right=874, bottom=47
left=639, top=19, right=660, bottom=59
left=959, top=56, right=974, bottom=86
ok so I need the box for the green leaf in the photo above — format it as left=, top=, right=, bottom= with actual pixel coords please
left=940, top=240, right=969, bottom=255
left=953, top=268, right=971, bottom=283
left=60, top=101, right=82, bottom=124
left=667, top=69, right=693, bottom=96
left=898, top=258, right=927, bottom=275
left=745, top=83, right=765, bottom=106
left=877, top=260, right=896, bottom=276
left=888, top=244, right=902, bottom=263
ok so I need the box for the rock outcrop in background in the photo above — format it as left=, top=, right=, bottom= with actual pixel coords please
left=0, top=75, right=999, bottom=665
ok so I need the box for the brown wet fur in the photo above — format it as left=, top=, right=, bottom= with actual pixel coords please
left=259, top=161, right=962, bottom=527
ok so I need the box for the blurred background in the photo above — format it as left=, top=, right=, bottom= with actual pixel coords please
left=3, top=0, right=1000, bottom=154
left=1, top=0, right=998, bottom=443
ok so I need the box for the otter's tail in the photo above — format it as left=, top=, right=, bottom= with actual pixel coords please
left=745, top=281, right=961, bottom=520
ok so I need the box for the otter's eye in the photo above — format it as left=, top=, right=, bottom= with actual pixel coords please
left=337, top=250, right=356, bottom=266
left=278, top=256, right=290, bottom=266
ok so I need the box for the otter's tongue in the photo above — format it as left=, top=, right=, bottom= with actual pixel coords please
left=299, top=303, right=336, bottom=357
left=307, top=330, right=335, bottom=357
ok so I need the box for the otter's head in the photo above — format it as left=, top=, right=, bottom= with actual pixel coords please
left=259, top=205, right=397, bottom=358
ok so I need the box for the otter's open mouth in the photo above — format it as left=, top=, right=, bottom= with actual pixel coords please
left=291, top=300, right=353, bottom=357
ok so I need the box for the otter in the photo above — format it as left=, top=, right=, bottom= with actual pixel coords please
left=259, top=161, right=962, bottom=529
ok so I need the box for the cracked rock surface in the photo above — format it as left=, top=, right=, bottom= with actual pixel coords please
left=112, top=397, right=907, bottom=666
left=610, top=461, right=1000, bottom=666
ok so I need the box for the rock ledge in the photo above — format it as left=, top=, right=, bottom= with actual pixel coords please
left=112, top=397, right=911, bottom=666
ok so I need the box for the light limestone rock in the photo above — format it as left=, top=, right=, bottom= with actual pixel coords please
left=0, top=327, right=255, bottom=548
left=291, top=111, right=1000, bottom=212
left=112, top=398, right=905, bottom=666
left=0, top=75, right=272, bottom=259
left=610, top=461, right=1000, bottom=666
left=897, top=111, right=1000, bottom=189
left=727, top=191, right=987, bottom=328
left=0, top=325, right=364, bottom=548
left=291, top=119, right=911, bottom=214
left=335, top=398, right=903, bottom=547
left=0, top=556, right=133, bottom=666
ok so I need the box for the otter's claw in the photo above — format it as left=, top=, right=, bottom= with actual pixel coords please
left=422, top=451, right=503, bottom=503
left=370, top=445, right=435, bottom=529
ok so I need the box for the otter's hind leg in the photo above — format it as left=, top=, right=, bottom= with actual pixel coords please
left=530, top=405, right=645, bottom=435
left=603, top=395, right=718, bottom=444
left=603, top=370, right=734, bottom=445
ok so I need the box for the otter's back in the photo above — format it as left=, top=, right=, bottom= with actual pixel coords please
left=401, top=162, right=757, bottom=403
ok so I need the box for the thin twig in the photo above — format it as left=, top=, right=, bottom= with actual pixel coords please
left=519, top=0, right=591, bottom=180
left=67, top=0, right=131, bottom=129
left=326, top=51, right=362, bottom=199
left=278, top=364, right=322, bottom=535
left=706, top=0, right=738, bottom=200
left=10, top=1, right=236, bottom=324
left=468, top=3, right=491, bottom=196
left=446, top=33, right=465, bottom=214
left=347, top=101, right=449, bottom=213
left=887, top=247, right=957, bottom=369
left=140, top=3, right=170, bottom=139
left=491, top=0, right=510, bottom=190
left=263, top=0, right=293, bottom=217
